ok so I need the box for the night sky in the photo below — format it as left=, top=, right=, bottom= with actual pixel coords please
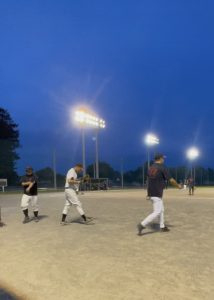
left=1, top=0, right=214, bottom=174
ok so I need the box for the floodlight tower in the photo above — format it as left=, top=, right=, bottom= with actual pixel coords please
left=74, top=109, right=105, bottom=177
left=144, top=133, right=160, bottom=170
left=186, top=147, right=200, bottom=179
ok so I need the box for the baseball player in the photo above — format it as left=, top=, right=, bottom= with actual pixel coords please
left=60, top=163, right=93, bottom=225
left=20, top=166, right=39, bottom=223
left=188, top=177, right=195, bottom=195
left=137, top=153, right=181, bottom=235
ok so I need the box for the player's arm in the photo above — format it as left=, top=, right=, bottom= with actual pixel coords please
left=162, top=167, right=181, bottom=189
left=68, top=177, right=80, bottom=184
left=21, top=181, right=32, bottom=187
left=21, top=175, right=36, bottom=187
left=25, top=181, right=36, bottom=192
left=169, top=178, right=182, bottom=189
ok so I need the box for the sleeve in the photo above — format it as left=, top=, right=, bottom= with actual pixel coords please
left=66, top=169, right=75, bottom=180
left=20, top=176, right=26, bottom=184
left=162, top=166, right=171, bottom=181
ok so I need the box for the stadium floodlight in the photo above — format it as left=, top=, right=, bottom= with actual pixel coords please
left=144, top=133, right=159, bottom=146
left=144, top=133, right=160, bottom=169
left=186, top=147, right=199, bottom=161
left=74, top=110, right=106, bottom=129
left=74, top=108, right=106, bottom=178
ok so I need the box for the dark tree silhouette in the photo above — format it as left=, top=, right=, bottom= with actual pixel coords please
left=0, top=108, right=20, bottom=184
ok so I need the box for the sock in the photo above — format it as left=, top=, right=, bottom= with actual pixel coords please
left=23, top=209, right=28, bottom=217
left=81, top=214, right=86, bottom=222
left=62, top=214, right=67, bottom=222
left=34, top=211, right=38, bottom=217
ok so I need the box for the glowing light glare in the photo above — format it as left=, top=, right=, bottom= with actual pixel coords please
left=186, top=147, right=200, bottom=160
left=74, top=110, right=106, bottom=128
left=144, top=133, right=159, bottom=146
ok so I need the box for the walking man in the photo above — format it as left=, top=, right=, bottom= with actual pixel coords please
left=137, top=153, right=181, bottom=235
left=188, top=177, right=195, bottom=195
left=61, top=163, right=93, bottom=225
left=20, top=166, right=39, bottom=223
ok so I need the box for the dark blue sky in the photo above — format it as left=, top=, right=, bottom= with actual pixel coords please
left=1, top=0, right=214, bottom=174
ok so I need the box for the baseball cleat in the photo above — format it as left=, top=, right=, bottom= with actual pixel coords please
left=23, top=216, right=30, bottom=224
left=60, top=221, right=67, bottom=226
left=0, top=221, right=6, bottom=227
left=84, top=218, right=95, bottom=225
left=34, top=217, right=39, bottom=222
left=160, top=226, right=170, bottom=232
left=137, top=223, right=145, bottom=236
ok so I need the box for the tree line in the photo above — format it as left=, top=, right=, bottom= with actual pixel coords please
left=1, top=106, right=214, bottom=187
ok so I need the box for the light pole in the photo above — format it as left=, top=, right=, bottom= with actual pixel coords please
left=81, top=128, right=86, bottom=176
left=95, top=129, right=99, bottom=179
left=74, top=109, right=105, bottom=178
left=144, top=133, right=160, bottom=170
left=53, top=149, right=57, bottom=189
left=186, top=147, right=200, bottom=181
left=121, top=158, right=124, bottom=189
left=92, top=120, right=105, bottom=179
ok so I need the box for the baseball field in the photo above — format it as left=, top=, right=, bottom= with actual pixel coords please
left=0, top=188, right=213, bottom=300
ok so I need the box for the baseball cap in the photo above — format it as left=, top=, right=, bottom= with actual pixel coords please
left=26, top=166, right=33, bottom=171
left=154, top=153, right=166, bottom=160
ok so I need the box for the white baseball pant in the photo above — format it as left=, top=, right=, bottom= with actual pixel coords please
left=62, top=189, right=84, bottom=215
left=21, top=194, right=39, bottom=212
left=141, top=197, right=165, bottom=229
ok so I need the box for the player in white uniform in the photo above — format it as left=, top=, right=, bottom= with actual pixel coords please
left=60, top=163, right=93, bottom=225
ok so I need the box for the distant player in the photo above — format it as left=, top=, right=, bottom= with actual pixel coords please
left=20, top=166, right=39, bottom=223
left=188, top=177, right=195, bottom=195
left=137, top=153, right=181, bottom=235
left=60, top=163, right=93, bottom=225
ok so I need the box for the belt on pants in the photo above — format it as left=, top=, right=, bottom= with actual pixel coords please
left=65, top=187, right=76, bottom=190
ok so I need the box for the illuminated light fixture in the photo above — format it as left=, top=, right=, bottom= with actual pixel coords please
left=144, top=133, right=159, bottom=146
left=74, top=110, right=106, bottom=129
left=144, top=133, right=160, bottom=170
left=186, top=147, right=200, bottom=161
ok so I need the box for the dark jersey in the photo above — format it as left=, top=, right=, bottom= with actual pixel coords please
left=147, top=163, right=171, bottom=198
left=188, top=178, right=194, bottom=187
left=20, top=174, right=38, bottom=196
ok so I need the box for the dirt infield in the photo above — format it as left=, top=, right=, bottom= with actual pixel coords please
left=0, top=188, right=213, bottom=300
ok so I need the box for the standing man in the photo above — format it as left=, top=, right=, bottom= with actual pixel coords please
left=61, top=163, right=93, bottom=225
left=137, top=153, right=181, bottom=235
left=188, top=177, right=195, bottom=195
left=20, top=166, right=39, bottom=223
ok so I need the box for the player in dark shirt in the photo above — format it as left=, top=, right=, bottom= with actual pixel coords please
left=20, top=166, right=39, bottom=223
left=188, top=177, right=195, bottom=195
left=137, top=153, right=181, bottom=235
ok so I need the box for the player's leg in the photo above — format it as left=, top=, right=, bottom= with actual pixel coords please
left=137, top=197, right=162, bottom=235
left=21, top=194, right=31, bottom=223
left=31, top=196, right=39, bottom=222
left=142, top=197, right=162, bottom=226
left=159, top=200, right=165, bottom=229
left=61, top=192, right=71, bottom=224
left=67, top=189, right=93, bottom=224
left=158, top=200, right=169, bottom=231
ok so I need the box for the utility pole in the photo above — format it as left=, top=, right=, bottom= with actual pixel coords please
left=121, top=159, right=124, bottom=189
left=53, top=150, right=57, bottom=189
left=142, top=163, right=145, bottom=188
